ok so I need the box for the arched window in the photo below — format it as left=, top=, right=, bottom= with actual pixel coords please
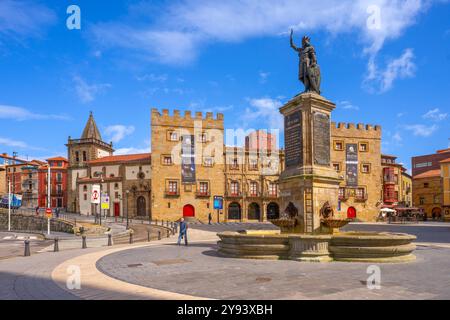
left=83, top=151, right=87, bottom=162
left=75, top=151, right=80, bottom=162
left=228, top=202, right=241, bottom=220
left=248, top=203, right=261, bottom=220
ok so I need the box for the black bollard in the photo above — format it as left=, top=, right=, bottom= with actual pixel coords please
left=158, top=231, right=161, bottom=240
left=24, top=240, right=31, bottom=257
left=54, top=237, right=59, bottom=252
left=167, top=229, right=170, bottom=238
left=129, top=232, right=133, bottom=244
left=147, top=231, right=151, bottom=242
left=108, top=234, right=112, bottom=247
left=82, top=236, right=87, bottom=249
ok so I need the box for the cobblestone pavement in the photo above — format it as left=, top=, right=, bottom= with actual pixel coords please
left=1, top=222, right=450, bottom=300
left=97, top=241, right=450, bottom=300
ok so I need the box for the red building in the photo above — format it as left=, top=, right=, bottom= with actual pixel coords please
left=245, top=130, right=277, bottom=152
left=38, top=157, right=69, bottom=208
left=412, top=148, right=450, bottom=176
left=5, top=157, right=68, bottom=209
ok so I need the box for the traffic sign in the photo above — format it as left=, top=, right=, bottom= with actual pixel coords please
left=213, top=196, right=224, bottom=210
left=91, top=185, right=101, bottom=204
left=46, top=208, right=52, bottom=218
left=101, top=193, right=110, bottom=210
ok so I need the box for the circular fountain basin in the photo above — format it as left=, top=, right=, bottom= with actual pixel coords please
left=217, top=231, right=417, bottom=263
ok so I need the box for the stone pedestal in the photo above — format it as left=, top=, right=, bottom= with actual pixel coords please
left=279, top=93, right=342, bottom=234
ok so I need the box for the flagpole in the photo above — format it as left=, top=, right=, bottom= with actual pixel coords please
left=47, top=165, right=51, bottom=236
left=8, top=180, right=11, bottom=232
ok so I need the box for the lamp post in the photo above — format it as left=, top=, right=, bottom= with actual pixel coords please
left=126, top=190, right=130, bottom=230
left=8, top=178, right=11, bottom=232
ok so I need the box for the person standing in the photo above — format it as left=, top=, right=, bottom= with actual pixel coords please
left=177, top=218, right=188, bottom=246
left=208, top=213, right=212, bottom=225
left=35, top=206, right=40, bottom=216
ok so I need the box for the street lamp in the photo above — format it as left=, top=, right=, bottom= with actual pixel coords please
left=126, top=190, right=130, bottom=230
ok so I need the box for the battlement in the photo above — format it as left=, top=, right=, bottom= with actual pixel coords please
left=152, top=108, right=223, bottom=121
left=331, top=121, right=381, bottom=139
left=332, top=122, right=381, bottom=131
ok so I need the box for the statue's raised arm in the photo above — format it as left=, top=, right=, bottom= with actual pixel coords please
left=290, top=29, right=301, bottom=52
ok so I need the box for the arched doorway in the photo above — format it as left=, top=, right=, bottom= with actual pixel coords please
left=183, top=204, right=195, bottom=217
left=137, top=196, right=146, bottom=217
left=267, top=203, right=280, bottom=220
left=248, top=203, right=261, bottom=220
left=228, top=202, right=241, bottom=220
left=432, top=207, right=442, bottom=219
left=347, top=207, right=357, bottom=219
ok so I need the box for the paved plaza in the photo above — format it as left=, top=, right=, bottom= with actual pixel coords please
left=0, top=223, right=449, bottom=300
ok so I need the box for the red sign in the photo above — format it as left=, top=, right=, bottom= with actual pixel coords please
left=46, top=208, right=52, bottom=218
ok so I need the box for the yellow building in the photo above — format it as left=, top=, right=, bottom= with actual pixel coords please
left=413, top=169, right=443, bottom=218
left=441, top=157, right=450, bottom=218
left=331, top=122, right=382, bottom=221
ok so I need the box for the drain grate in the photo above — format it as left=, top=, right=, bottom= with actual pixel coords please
left=127, top=263, right=143, bottom=268
left=255, top=277, right=272, bottom=283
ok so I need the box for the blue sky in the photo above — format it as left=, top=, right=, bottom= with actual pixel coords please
left=0, top=0, right=449, bottom=170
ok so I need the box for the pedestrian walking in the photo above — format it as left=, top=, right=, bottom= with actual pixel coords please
left=177, top=218, right=188, bottom=246
left=208, top=212, right=212, bottom=225
left=35, top=206, right=40, bottom=216
left=56, top=207, right=60, bottom=218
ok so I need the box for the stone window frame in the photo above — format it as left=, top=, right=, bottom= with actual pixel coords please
left=248, top=181, right=259, bottom=197
left=419, top=196, right=425, bottom=205
left=359, top=142, right=369, bottom=153
left=166, top=179, right=180, bottom=195
left=248, top=159, right=259, bottom=171
left=229, top=180, right=240, bottom=196
left=334, top=140, right=344, bottom=151
left=198, top=132, right=209, bottom=144
left=361, top=163, right=371, bottom=174
left=424, top=182, right=429, bottom=188
left=161, top=155, right=174, bottom=166
left=197, top=180, right=210, bottom=196
left=203, top=157, right=214, bottom=168
left=167, top=130, right=179, bottom=142
left=332, top=162, right=342, bottom=172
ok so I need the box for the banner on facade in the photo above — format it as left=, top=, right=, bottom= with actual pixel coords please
left=181, top=135, right=196, bottom=184
left=91, top=185, right=101, bottom=204
left=346, top=144, right=358, bottom=187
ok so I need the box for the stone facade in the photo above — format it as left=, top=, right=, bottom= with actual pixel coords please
left=412, top=148, right=450, bottom=219
left=381, top=154, right=411, bottom=208
left=77, top=154, right=151, bottom=217
left=66, top=113, right=114, bottom=213
left=331, top=122, right=382, bottom=222
left=150, top=109, right=284, bottom=223
left=413, top=170, right=443, bottom=218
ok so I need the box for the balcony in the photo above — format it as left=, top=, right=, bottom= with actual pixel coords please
left=165, top=190, right=180, bottom=197
left=354, top=194, right=368, bottom=202
left=264, top=192, right=279, bottom=199
left=246, top=191, right=261, bottom=198
left=383, top=176, right=396, bottom=184
left=226, top=192, right=242, bottom=198
left=229, top=165, right=240, bottom=171
left=195, top=191, right=211, bottom=198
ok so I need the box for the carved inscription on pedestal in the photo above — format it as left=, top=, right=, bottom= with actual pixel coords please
left=285, top=111, right=303, bottom=168
left=313, top=112, right=330, bottom=166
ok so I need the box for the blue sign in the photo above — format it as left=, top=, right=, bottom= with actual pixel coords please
left=213, top=196, right=223, bottom=210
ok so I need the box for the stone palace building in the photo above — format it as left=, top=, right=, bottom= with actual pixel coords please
left=66, top=110, right=391, bottom=222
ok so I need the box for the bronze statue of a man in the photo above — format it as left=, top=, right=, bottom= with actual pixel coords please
left=290, top=30, right=321, bottom=95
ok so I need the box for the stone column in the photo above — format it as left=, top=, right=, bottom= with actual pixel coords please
left=279, top=93, right=342, bottom=234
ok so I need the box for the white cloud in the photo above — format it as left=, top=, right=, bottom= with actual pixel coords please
left=0, top=105, right=70, bottom=121
left=89, top=0, right=431, bottom=83
left=0, top=137, right=28, bottom=148
left=338, top=100, right=360, bottom=110
left=104, top=125, right=135, bottom=143
left=73, top=76, right=111, bottom=104
left=423, top=108, right=448, bottom=121
left=365, top=48, right=416, bottom=92
left=136, top=73, right=168, bottom=82
left=244, top=97, right=283, bottom=130
left=404, top=124, right=438, bottom=137
left=114, top=147, right=150, bottom=155
left=0, top=0, right=55, bottom=42
left=259, top=71, right=270, bottom=84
